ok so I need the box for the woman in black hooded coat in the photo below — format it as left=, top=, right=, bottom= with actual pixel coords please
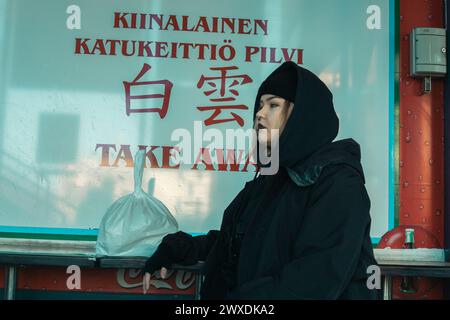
left=143, top=61, right=380, bottom=300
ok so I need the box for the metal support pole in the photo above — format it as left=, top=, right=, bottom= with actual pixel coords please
left=4, top=266, right=17, bottom=300
left=383, top=275, right=392, bottom=300
left=194, top=274, right=203, bottom=300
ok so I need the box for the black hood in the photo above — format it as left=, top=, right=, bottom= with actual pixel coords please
left=253, top=61, right=339, bottom=168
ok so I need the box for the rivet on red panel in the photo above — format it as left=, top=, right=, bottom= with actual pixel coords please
left=405, top=133, right=411, bottom=143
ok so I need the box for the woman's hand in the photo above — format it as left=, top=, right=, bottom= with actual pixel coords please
left=142, top=267, right=170, bottom=294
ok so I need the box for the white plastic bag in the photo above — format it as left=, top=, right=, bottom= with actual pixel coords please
left=96, top=150, right=178, bottom=257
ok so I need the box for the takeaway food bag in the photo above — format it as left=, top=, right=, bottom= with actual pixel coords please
left=96, top=150, right=179, bottom=257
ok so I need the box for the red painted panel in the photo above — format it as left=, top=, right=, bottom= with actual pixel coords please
left=398, top=0, right=445, bottom=299
left=399, top=0, right=444, bottom=243
left=15, top=266, right=195, bottom=296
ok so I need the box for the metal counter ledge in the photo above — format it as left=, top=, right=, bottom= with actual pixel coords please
left=1, top=238, right=450, bottom=300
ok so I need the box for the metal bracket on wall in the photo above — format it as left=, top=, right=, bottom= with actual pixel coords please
left=423, top=76, right=432, bottom=94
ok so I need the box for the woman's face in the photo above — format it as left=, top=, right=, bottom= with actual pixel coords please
left=255, top=94, right=294, bottom=148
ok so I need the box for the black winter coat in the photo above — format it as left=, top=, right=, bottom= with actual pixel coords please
left=145, top=62, right=380, bottom=300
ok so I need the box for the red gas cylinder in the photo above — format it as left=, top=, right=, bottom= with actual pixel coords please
left=377, top=225, right=442, bottom=300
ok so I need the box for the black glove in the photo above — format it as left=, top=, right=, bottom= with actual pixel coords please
left=143, top=242, right=173, bottom=274
left=143, top=231, right=196, bottom=274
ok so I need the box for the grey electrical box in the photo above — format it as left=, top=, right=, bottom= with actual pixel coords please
left=410, top=27, right=446, bottom=77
